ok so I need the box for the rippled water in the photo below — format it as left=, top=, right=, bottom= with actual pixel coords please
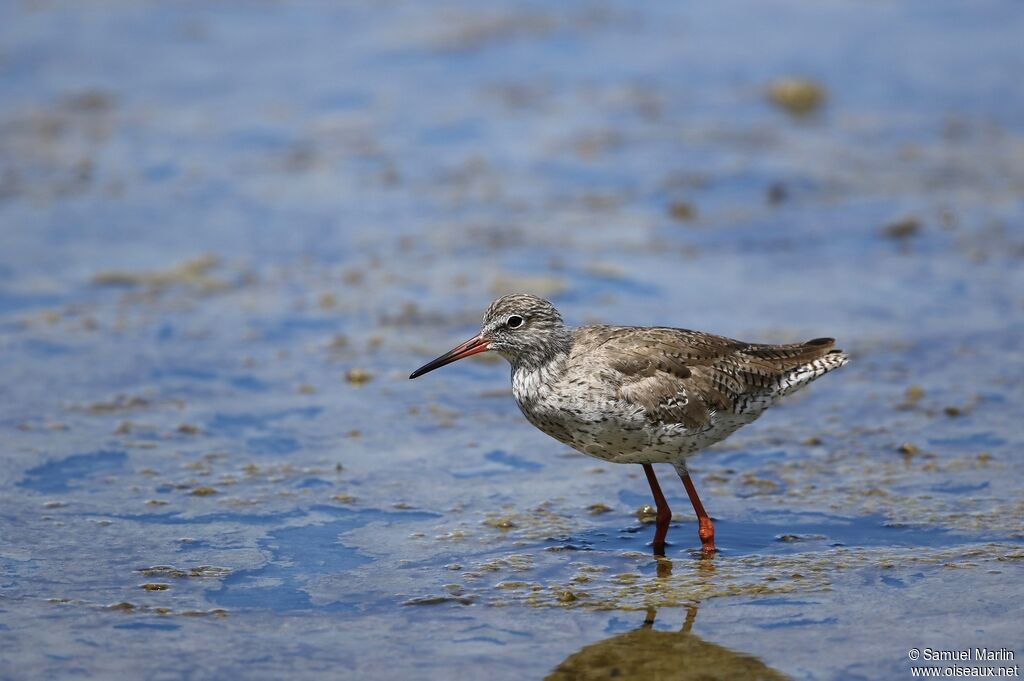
left=2, top=1, right=1023, bottom=679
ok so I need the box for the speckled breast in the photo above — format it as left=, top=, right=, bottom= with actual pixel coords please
left=511, top=363, right=700, bottom=464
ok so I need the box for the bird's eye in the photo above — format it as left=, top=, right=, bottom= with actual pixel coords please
left=506, top=315, right=524, bottom=329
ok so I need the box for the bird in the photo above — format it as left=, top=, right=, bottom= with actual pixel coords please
left=409, top=294, right=848, bottom=555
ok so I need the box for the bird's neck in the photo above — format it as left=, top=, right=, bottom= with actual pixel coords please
left=508, top=327, right=573, bottom=373
left=511, top=352, right=567, bottom=405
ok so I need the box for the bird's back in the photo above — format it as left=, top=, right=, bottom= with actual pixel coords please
left=569, top=324, right=848, bottom=427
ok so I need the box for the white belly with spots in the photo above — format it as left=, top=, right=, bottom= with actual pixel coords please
left=512, top=364, right=762, bottom=467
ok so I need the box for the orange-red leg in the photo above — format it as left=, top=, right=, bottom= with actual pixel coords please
left=642, top=464, right=672, bottom=556
left=680, top=472, right=716, bottom=554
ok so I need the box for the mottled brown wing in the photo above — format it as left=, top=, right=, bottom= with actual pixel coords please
left=575, top=326, right=838, bottom=429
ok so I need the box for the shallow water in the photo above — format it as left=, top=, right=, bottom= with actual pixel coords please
left=2, top=1, right=1023, bottom=679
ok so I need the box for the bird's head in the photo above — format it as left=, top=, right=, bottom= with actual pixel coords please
left=409, top=294, right=570, bottom=379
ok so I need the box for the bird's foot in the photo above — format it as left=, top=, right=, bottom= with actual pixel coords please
left=697, top=517, right=715, bottom=555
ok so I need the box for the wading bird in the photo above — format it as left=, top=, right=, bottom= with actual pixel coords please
left=410, top=294, right=847, bottom=555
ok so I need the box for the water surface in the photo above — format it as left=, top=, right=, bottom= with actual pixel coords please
left=2, top=1, right=1023, bottom=679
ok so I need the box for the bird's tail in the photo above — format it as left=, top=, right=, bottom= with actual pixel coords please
left=738, top=337, right=848, bottom=396
left=774, top=343, right=849, bottom=398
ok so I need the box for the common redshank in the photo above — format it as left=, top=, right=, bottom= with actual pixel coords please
left=409, top=294, right=848, bottom=555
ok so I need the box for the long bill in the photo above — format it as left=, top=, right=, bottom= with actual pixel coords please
left=409, top=334, right=490, bottom=379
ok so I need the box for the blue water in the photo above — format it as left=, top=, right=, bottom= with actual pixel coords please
left=18, top=451, right=129, bottom=494
left=2, top=1, right=1023, bottom=679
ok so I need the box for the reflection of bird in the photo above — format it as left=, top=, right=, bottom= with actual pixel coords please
left=546, top=606, right=788, bottom=681
left=410, top=294, right=847, bottom=554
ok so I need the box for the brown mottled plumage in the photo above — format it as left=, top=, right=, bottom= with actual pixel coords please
left=410, top=294, right=848, bottom=555
left=573, top=325, right=840, bottom=429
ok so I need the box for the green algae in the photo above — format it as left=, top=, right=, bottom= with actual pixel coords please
left=137, top=566, right=232, bottom=579
left=766, top=78, right=826, bottom=116
left=92, top=254, right=226, bottom=294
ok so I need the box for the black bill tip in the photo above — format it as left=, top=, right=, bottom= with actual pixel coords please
left=409, top=334, right=489, bottom=379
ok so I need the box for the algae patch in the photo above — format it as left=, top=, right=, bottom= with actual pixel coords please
left=450, top=543, right=1022, bottom=612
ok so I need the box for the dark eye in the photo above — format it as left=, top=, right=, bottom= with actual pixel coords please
left=506, top=315, right=524, bottom=329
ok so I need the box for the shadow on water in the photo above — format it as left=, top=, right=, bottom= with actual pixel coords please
left=546, top=604, right=787, bottom=681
